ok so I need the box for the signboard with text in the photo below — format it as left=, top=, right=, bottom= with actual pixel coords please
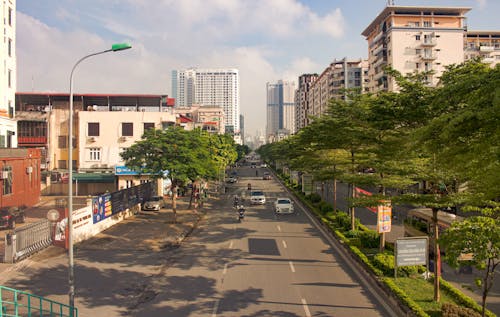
left=395, top=237, right=428, bottom=267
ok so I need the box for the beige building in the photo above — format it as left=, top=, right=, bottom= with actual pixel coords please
left=174, top=104, right=225, bottom=134
left=307, top=58, right=368, bottom=120
left=465, top=31, right=500, bottom=66
left=362, top=6, right=470, bottom=92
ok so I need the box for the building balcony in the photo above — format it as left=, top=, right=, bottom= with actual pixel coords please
left=372, top=44, right=386, bottom=56
left=420, top=53, right=437, bottom=60
left=421, top=39, right=437, bottom=47
left=372, top=57, right=388, bottom=69
left=480, top=46, right=495, bottom=53
left=482, top=57, right=495, bottom=63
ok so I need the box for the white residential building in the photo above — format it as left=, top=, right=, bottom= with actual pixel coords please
left=172, top=68, right=240, bottom=134
left=0, top=0, right=17, bottom=148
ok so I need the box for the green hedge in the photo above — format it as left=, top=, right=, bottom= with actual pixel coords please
left=372, top=252, right=425, bottom=277
left=438, top=277, right=496, bottom=317
left=382, top=278, right=430, bottom=317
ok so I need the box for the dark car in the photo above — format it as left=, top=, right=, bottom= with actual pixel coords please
left=0, top=207, right=26, bottom=230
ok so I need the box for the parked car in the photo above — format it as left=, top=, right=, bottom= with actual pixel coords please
left=0, top=207, right=26, bottom=230
left=142, top=196, right=164, bottom=211
left=262, top=172, right=271, bottom=180
left=250, top=190, right=266, bottom=205
left=274, top=198, right=294, bottom=214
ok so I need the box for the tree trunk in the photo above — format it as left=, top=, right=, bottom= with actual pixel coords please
left=350, top=183, right=355, bottom=231
left=333, top=178, right=337, bottom=212
left=432, top=207, right=441, bottom=302
left=172, top=185, right=177, bottom=223
left=379, top=176, right=386, bottom=252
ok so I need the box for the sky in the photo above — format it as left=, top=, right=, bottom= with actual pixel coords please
left=16, top=0, right=500, bottom=138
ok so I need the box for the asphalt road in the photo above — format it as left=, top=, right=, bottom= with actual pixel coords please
left=154, top=165, right=399, bottom=317
left=1, top=166, right=401, bottom=316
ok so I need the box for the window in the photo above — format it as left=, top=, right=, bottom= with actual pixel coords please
left=423, top=21, right=432, bottom=27
left=8, top=70, right=11, bottom=88
left=121, top=122, right=133, bottom=137
left=58, top=160, right=67, bottom=169
left=415, top=35, right=421, bottom=41
left=8, top=7, right=12, bottom=26
left=88, top=148, right=101, bottom=161
left=2, top=166, right=12, bottom=195
left=8, top=38, right=12, bottom=57
left=144, top=122, right=155, bottom=132
left=88, top=123, right=100, bottom=136
left=415, top=49, right=422, bottom=54
left=58, top=136, right=67, bottom=148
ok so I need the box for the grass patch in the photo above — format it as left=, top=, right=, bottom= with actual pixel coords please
left=393, top=277, right=457, bottom=317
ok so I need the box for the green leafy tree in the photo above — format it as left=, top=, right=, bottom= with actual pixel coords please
left=440, top=216, right=500, bottom=317
left=121, top=127, right=224, bottom=221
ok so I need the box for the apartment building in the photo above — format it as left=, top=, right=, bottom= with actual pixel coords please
left=0, top=0, right=17, bottom=148
left=295, top=74, right=318, bottom=131
left=362, top=6, right=470, bottom=92
left=266, top=80, right=296, bottom=142
left=465, top=31, right=500, bottom=66
left=172, top=68, right=240, bottom=135
left=15, top=93, right=176, bottom=194
left=307, top=59, right=368, bottom=120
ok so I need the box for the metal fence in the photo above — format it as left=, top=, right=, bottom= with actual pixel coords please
left=0, top=285, right=77, bottom=317
left=3, top=220, right=52, bottom=263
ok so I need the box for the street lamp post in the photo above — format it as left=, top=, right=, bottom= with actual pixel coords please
left=68, top=43, right=131, bottom=311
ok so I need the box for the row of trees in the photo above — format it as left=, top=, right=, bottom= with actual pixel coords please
left=120, top=127, right=238, bottom=219
left=258, top=60, right=499, bottom=315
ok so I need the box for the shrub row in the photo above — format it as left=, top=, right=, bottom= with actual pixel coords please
left=382, top=278, right=430, bottom=317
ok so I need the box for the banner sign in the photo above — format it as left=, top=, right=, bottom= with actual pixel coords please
left=354, top=187, right=376, bottom=213
left=377, top=201, right=392, bottom=233
left=92, top=182, right=154, bottom=224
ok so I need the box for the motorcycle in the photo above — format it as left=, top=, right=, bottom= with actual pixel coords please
left=237, top=205, right=245, bottom=222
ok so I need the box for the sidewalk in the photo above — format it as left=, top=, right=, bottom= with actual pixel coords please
left=0, top=195, right=209, bottom=288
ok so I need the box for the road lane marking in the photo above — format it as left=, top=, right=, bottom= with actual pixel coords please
left=211, top=299, right=220, bottom=317
left=223, top=263, right=228, bottom=275
left=289, top=261, right=295, bottom=273
left=282, top=240, right=287, bottom=248
left=301, top=298, right=311, bottom=317
left=229, top=241, right=233, bottom=249
left=277, top=225, right=281, bottom=232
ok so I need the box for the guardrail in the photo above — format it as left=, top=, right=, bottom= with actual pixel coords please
left=0, top=285, right=77, bottom=317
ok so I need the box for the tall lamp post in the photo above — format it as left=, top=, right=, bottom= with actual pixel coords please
left=68, top=43, right=131, bottom=311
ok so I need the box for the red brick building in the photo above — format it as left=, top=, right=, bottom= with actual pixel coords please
left=0, top=148, right=41, bottom=209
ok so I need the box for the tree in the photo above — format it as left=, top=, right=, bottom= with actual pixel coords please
left=440, top=216, right=500, bottom=317
left=121, top=127, right=227, bottom=222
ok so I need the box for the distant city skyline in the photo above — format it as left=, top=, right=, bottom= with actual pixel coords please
left=16, top=0, right=500, bottom=138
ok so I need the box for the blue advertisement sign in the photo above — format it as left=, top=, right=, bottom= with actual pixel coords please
left=92, top=194, right=112, bottom=223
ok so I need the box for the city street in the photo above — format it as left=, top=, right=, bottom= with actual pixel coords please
left=0, top=165, right=400, bottom=316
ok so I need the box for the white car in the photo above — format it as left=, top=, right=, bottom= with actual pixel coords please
left=274, top=198, right=294, bottom=214
left=250, top=190, right=266, bottom=205
left=142, top=196, right=163, bottom=211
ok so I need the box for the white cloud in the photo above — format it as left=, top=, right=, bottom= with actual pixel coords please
left=16, top=0, right=347, bottom=137
left=475, top=0, right=487, bottom=9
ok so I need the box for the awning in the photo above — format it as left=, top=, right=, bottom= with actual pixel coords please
left=72, top=173, right=115, bottom=183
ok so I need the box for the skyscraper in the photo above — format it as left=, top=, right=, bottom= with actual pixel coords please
left=266, top=80, right=296, bottom=142
left=172, top=68, right=240, bottom=133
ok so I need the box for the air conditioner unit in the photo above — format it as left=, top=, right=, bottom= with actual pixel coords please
left=26, top=166, right=33, bottom=174
left=0, top=171, right=9, bottom=179
left=88, top=136, right=97, bottom=142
